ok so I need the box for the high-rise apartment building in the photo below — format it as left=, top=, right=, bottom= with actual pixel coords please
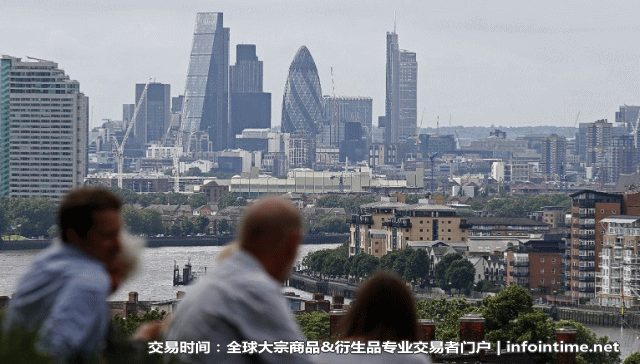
left=134, top=82, right=171, bottom=146
left=182, top=12, right=230, bottom=152
left=0, top=56, right=88, bottom=199
left=384, top=28, right=417, bottom=145
left=229, top=44, right=271, bottom=145
left=541, top=134, right=566, bottom=178
left=0, top=58, right=10, bottom=196
left=281, top=46, right=323, bottom=168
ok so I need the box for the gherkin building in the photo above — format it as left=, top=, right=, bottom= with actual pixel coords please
left=281, top=46, right=323, bottom=137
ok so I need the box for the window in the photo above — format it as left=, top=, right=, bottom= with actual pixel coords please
left=540, top=258, right=545, bottom=263
left=540, top=269, right=544, bottom=274
left=552, top=258, right=556, bottom=264
left=551, top=269, right=556, bottom=274
left=419, top=229, right=423, bottom=232
left=601, top=209, right=605, bottom=214
left=612, top=210, right=616, bottom=214
left=551, top=278, right=556, bottom=284
left=540, top=279, right=545, bottom=285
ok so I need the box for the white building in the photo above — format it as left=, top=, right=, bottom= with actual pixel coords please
left=1, top=56, right=88, bottom=199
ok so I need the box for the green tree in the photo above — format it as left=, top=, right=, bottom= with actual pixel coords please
left=416, top=297, right=474, bottom=341
left=405, top=194, right=420, bottom=204
left=195, top=215, right=210, bottom=234
left=310, top=215, right=349, bottom=234
left=217, top=193, right=247, bottom=210
left=434, top=253, right=464, bottom=289
left=111, top=309, right=166, bottom=337
left=481, top=284, right=534, bottom=333
left=624, top=352, right=640, bottom=364
left=404, top=249, right=430, bottom=284
left=350, top=253, right=379, bottom=279
left=296, top=312, right=330, bottom=340
left=187, top=193, right=208, bottom=208
left=445, top=259, right=475, bottom=292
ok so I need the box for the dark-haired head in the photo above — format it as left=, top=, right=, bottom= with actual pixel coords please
left=59, top=187, right=122, bottom=243
left=339, top=271, right=418, bottom=342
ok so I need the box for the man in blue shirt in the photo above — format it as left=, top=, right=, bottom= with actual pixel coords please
left=164, top=197, right=316, bottom=364
left=2, top=188, right=123, bottom=363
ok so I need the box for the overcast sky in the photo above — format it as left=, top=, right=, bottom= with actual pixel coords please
left=2, top=0, right=640, bottom=129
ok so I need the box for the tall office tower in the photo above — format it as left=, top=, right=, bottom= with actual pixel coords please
left=320, top=96, right=373, bottom=147
left=541, top=134, right=566, bottom=178
left=182, top=12, right=230, bottom=152
left=602, top=132, right=634, bottom=184
left=384, top=28, right=417, bottom=145
left=123, top=104, right=135, bottom=125
left=133, top=82, right=171, bottom=145
left=0, top=56, right=87, bottom=199
left=171, top=95, right=184, bottom=114
left=281, top=46, right=323, bottom=168
left=229, top=44, right=271, bottom=145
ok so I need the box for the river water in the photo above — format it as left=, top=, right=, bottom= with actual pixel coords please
left=1, top=244, right=636, bottom=358
left=0, top=244, right=340, bottom=302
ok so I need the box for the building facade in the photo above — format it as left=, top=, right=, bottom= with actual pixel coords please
left=281, top=46, right=323, bottom=168
left=384, top=29, right=417, bottom=145
left=0, top=56, right=88, bottom=199
left=230, top=44, right=271, bottom=146
left=134, top=82, right=171, bottom=146
left=182, top=12, right=230, bottom=152
left=541, top=134, right=566, bottom=178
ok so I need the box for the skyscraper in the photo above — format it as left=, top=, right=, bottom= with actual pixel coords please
left=384, top=27, right=417, bottom=145
left=134, top=82, right=171, bottom=145
left=229, top=44, right=271, bottom=145
left=281, top=46, right=323, bottom=168
left=182, top=12, right=230, bottom=152
left=0, top=56, right=88, bottom=199
left=541, top=134, right=566, bottom=178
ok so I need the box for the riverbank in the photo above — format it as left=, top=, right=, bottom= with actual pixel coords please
left=0, top=233, right=348, bottom=251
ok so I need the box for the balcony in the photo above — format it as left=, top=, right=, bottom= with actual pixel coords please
left=578, top=276, right=595, bottom=282
left=509, top=271, right=529, bottom=277
left=579, top=256, right=595, bottom=262
left=579, top=266, right=594, bottom=271
left=578, top=287, right=595, bottom=293
left=510, top=261, right=528, bottom=267
left=579, top=244, right=595, bottom=251
left=576, top=234, right=595, bottom=240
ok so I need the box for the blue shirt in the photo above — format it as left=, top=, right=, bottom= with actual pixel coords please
left=164, top=248, right=317, bottom=364
left=3, top=243, right=112, bottom=362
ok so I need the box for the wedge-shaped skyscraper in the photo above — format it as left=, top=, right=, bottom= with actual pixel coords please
left=182, top=12, right=229, bottom=152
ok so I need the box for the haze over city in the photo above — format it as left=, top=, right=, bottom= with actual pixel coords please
left=3, top=0, right=639, bottom=129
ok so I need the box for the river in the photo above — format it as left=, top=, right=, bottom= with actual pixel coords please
left=1, top=244, right=636, bottom=358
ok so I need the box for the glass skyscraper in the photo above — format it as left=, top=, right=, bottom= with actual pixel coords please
left=384, top=29, right=417, bottom=145
left=182, top=12, right=229, bottom=152
left=282, top=46, right=323, bottom=168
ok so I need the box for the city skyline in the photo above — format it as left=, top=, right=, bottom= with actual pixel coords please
left=2, top=0, right=640, bottom=130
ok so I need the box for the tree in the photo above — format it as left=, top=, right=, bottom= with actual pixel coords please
left=434, top=253, right=464, bottom=289
left=111, top=309, right=166, bottom=337
left=624, top=352, right=640, bottom=364
left=404, top=249, right=430, bottom=285
left=296, top=312, right=330, bottom=340
left=217, top=194, right=247, bottom=210
left=195, top=216, right=210, bottom=234
left=187, top=193, right=208, bottom=209
left=445, top=259, right=475, bottom=292
left=481, top=284, right=534, bottom=332
left=416, top=297, right=474, bottom=341
left=310, top=215, right=349, bottom=234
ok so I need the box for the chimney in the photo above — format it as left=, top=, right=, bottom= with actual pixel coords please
left=313, top=293, right=325, bottom=301
left=128, top=291, right=138, bottom=303
left=556, top=327, right=577, bottom=364
left=417, top=319, right=435, bottom=341
left=176, top=291, right=186, bottom=299
left=332, top=294, right=344, bottom=304
left=329, top=310, right=347, bottom=339
left=459, top=313, right=485, bottom=342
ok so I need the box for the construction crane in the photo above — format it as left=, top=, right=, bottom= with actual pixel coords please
left=572, top=111, right=580, bottom=128
left=632, top=109, right=640, bottom=148
left=113, top=81, right=150, bottom=189
left=173, top=93, right=190, bottom=193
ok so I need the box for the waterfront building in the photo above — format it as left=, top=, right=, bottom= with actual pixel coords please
left=281, top=46, right=323, bottom=168
left=383, top=29, right=417, bottom=144
left=0, top=56, right=88, bottom=199
left=504, top=240, right=564, bottom=295
left=182, top=12, right=230, bottom=152
left=230, top=44, right=271, bottom=146
left=597, top=216, right=640, bottom=308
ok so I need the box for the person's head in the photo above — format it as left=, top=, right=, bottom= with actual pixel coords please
left=238, top=197, right=303, bottom=283
left=58, top=187, right=123, bottom=267
left=339, top=271, right=418, bottom=342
